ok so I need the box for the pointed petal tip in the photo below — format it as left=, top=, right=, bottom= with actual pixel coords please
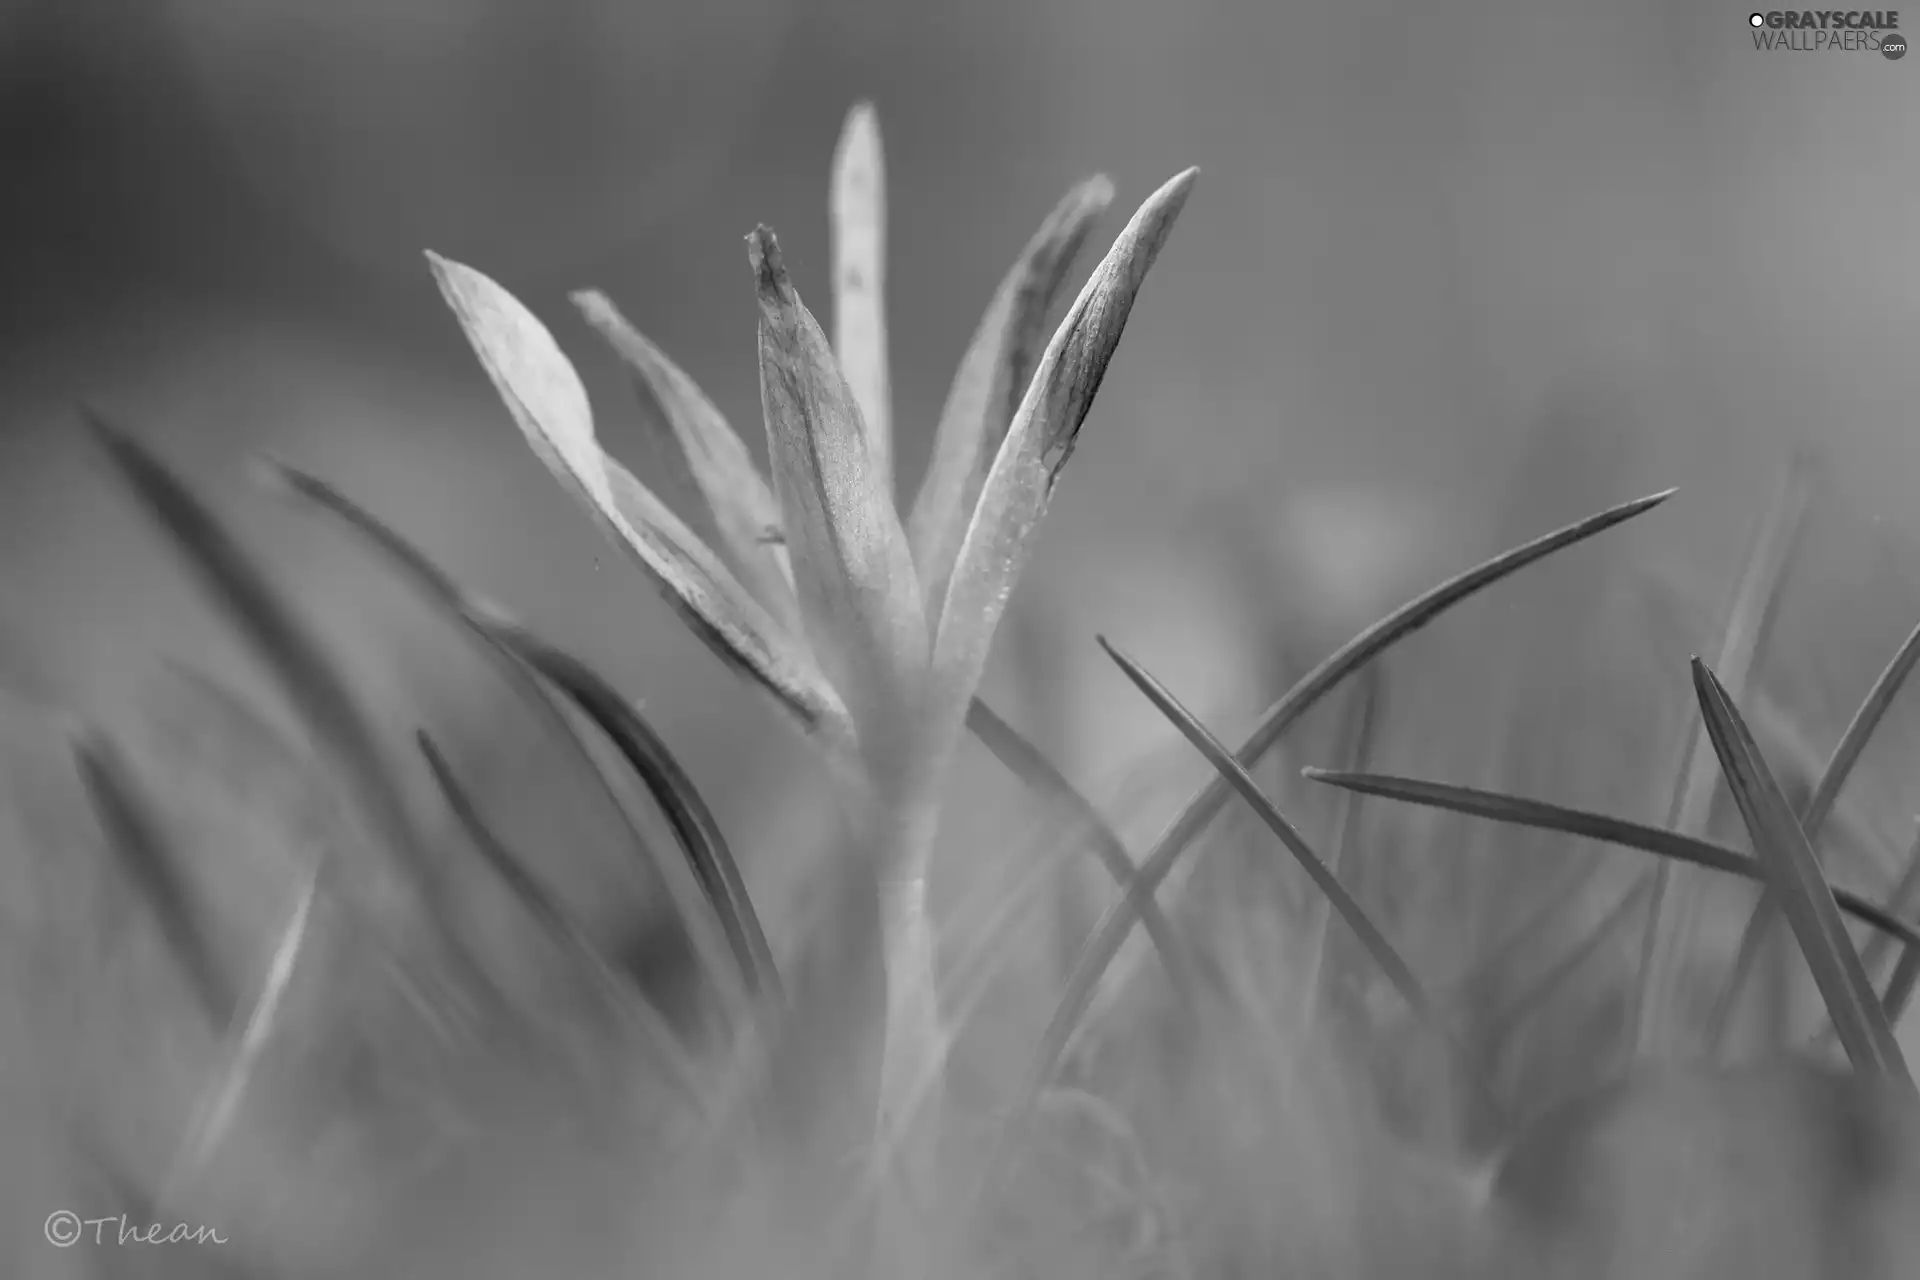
left=747, top=225, right=794, bottom=305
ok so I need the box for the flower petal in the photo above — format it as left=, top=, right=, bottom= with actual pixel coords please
left=427, top=252, right=852, bottom=752
left=752, top=226, right=926, bottom=762
left=927, top=169, right=1196, bottom=749
left=830, top=102, right=893, bottom=490
left=908, top=176, right=1114, bottom=623
left=570, top=288, right=800, bottom=634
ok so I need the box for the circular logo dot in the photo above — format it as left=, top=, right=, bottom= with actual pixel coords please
left=1749, top=12, right=1766, bottom=26
left=1883, top=33, right=1907, bottom=58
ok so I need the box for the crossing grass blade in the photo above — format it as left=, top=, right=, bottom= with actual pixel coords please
left=962, top=695, right=1195, bottom=996
left=489, top=624, right=782, bottom=1010
left=1689, top=656, right=1912, bottom=1090
left=1632, top=454, right=1811, bottom=1058
left=1712, top=616, right=1920, bottom=1050
left=416, top=731, right=716, bottom=1116
left=80, top=410, right=484, bottom=1004
left=1297, top=662, right=1383, bottom=1030
left=1095, top=638, right=1434, bottom=1024
left=1026, top=488, right=1675, bottom=1137
left=72, top=727, right=236, bottom=1031
left=1298, top=769, right=1920, bottom=950
left=261, top=461, right=774, bottom=1012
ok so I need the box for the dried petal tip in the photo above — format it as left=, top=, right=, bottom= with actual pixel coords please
left=747, top=225, right=792, bottom=300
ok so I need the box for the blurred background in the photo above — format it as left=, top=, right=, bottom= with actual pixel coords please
left=0, top=0, right=1916, bottom=876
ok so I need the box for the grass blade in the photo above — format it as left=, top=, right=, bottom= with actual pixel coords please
left=1713, top=616, right=1920, bottom=1049
left=751, top=225, right=925, bottom=755
left=1481, top=874, right=1652, bottom=1052
left=570, top=288, right=799, bottom=630
left=1298, top=662, right=1383, bottom=1029
left=928, top=169, right=1197, bottom=757
left=72, top=728, right=235, bottom=1031
left=1633, top=454, right=1811, bottom=1058
left=1689, top=656, right=1911, bottom=1088
left=162, top=867, right=316, bottom=1203
left=1812, top=822, right=1920, bottom=1049
left=80, top=412, right=471, bottom=982
left=490, top=624, right=782, bottom=1009
left=1862, top=824, right=1920, bottom=989
left=829, top=102, right=893, bottom=489
left=1095, top=639, right=1433, bottom=1022
left=416, top=731, right=715, bottom=1114
left=908, top=177, right=1114, bottom=619
left=1299, top=769, right=1920, bottom=950
left=427, top=253, right=855, bottom=756
left=263, top=462, right=774, bottom=1011
left=963, top=695, right=1195, bottom=995
left=1033, top=488, right=1675, bottom=1119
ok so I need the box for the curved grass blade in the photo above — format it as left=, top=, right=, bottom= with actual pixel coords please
left=1299, top=769, right=1920, bottom=950
left=416, top=731, right=715, bottom=1115
left=570, top=288, right=799, bottom=630
left=751, top=225, right=925, bottom=755
left=928, top=169, right=1198, bottom=757
left=1812, top=823, right=1920, bottom=1050
left=72, top=727, right=236, bottom=1031
left=79, top=411, right=476, bottom=988
left=829, top=102, right=892, bottom=488
left=1095, top=639, right=1433, bottom=1024
left=1480, top=874, right=1653, bottom=1053
left=489, top=624, right=781, bottom=1010
left=908, top=177, right=1114, bottom=619
left=1633, top=454, right=1811, bottom=1058
left=160, top=866, right=316, bottom=1208
left=1032, top=487, right=1676, bottom=1122
left=1712, top=616, right=1920, bottom=1050
left=262, top=462, right=773, bottom=1012
left=1689, top=657, right=1911, bottom=1088
left=1298, top=662, right=1383, bottom=1029
left=427, top=253, right=854, bottom=756
left=963, top=695, right=1195, bottom=995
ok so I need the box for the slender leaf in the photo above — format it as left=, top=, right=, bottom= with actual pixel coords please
left=1633, top=454, right=1811, bottom=1057
left=163, top=868, right=316, bottom=1200
left=1034, top=488, right=1675, bottom=1106
left=962, top=696, right=1195, bottom=994
left=1690, top=657, right=1911, bottom=1088
left=80, top=411, right=477, bottom=996
left=491, top=624, right=782, bottom=1008
left=262, top=461, right=772, bottom=1010
left=1096, top=639, right=1433, bottom=1022
left=1811, top=822, right=1920, bottom=1049
left=752, top=225, right=926, bottom=758
left=416, top=731, right=715, bottom=1113
left=1299, top=769, right=1920, bottom=950
left=1714, top=616, right=1920, bottom=1047
left=1298, top=662, right=1383, bottom=1029
left=570, top=288, right=799, bottom=629
left=1861, top=824, right=1920, bottom=992
left=908, top=177, right=1114, bottom=618
left=1481, top=875, right=1653, bottom=1051
left=928, top=169, right=1198, bottom=758
left=829, top=102, right=893, bottom=487
left=427, top=253, right=854, bottom=755
left=73, top=728, right=235, bottom=1030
